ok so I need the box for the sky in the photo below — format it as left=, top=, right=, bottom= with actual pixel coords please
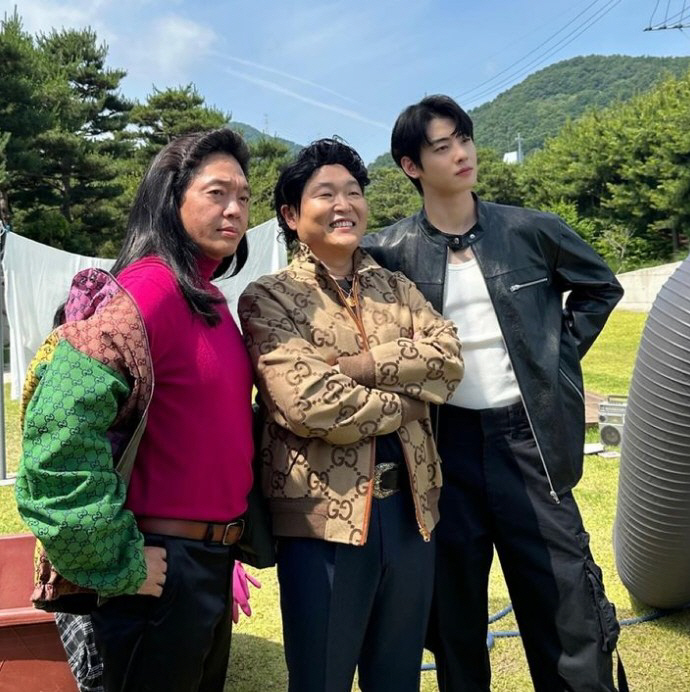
left=2, top=0, right=689, bottom=163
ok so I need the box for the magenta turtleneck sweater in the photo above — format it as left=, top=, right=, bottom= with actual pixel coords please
left=118, top=255, right=253, bottom=522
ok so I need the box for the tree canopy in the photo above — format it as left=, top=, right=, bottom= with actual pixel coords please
left=2, top=12, right=688, bottom=271
left=518, top=70, right=690, bottom=270
left=0, top=12, right=293, bottom=256
left=469, top=54, right=690, bottom=156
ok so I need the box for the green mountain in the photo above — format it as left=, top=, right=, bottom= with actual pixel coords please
left=369, top=152, right=395, bottom=170
left=229, top=120, right=302, bottom=155
left=470, top=55, right=690, bottom=155
left=370, top=55, right=690, bottom=163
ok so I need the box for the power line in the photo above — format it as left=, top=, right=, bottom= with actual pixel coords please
left=645, top=0, right=690, bottom=29
left=457, top=0, right=623, bottom=108
left=456, top=0, right=621, bottom=107
left=648, top=0, right=663, bottom=27
left=455, top=0, right=604, bottom=101
left=469, top=0, right=600, bottom=69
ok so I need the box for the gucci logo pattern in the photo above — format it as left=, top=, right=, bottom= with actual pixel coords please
left=17, top=270, right=153, bottom=602
left=239, top=245, right=463, bottom=545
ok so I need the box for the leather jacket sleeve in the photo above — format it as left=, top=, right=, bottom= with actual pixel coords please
left=552, top=219, right=624, bottom=358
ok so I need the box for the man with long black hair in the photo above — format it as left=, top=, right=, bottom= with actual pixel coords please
left=18, top=129, right=256, bottom=692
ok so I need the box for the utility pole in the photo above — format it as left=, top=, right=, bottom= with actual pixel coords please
left=644, top=2, right=689, bottom=31
left=0, top=221, right=7, bottom=483
left=516, top=133, right=524, bottom=164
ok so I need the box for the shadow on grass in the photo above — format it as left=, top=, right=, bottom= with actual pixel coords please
left=624, top=593, right=690, bottom=632
left=227, top=633, right=287, bottom=691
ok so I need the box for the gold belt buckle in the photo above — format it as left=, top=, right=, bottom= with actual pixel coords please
left=373, top=462, right=398, bottom=499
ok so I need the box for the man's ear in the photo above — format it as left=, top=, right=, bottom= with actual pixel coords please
left=281, top=204, right=299, bottom=231
left=400, top=156, right=421, bottom=180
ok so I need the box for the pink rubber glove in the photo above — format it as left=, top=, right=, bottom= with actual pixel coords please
left=232, top=561, right=261, bottom=623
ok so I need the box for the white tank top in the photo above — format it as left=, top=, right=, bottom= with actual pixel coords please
left=444, top=258, right=521, bottom=410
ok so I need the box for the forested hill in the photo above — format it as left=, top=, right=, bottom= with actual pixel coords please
left=229, top=121, right=302, bottom=154
left=469, top=54, right=690, bottom=155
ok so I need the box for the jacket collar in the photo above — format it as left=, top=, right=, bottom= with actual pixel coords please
left=291, top=242, right=379, bottom=277
left=419, top=193, right=487, bottom=250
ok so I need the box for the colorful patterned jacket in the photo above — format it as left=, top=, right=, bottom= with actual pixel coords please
left=16, top=268, right=153, bottom=602
left=238, top=244, right=463, bottom=545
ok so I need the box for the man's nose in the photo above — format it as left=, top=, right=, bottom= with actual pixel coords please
left=333, top=192, right=352, bottom=210
left=452, top=140, right=469, bottom=160
left=224, top=198, right=241, bottom=216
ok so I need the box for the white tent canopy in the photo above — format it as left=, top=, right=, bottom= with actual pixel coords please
left=2, top=218, right=286, bottom=399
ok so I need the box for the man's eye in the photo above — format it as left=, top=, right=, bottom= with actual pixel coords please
left=435, top=145, right=448, bottom=152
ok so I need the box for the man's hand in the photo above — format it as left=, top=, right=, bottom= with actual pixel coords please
left=136, top=546, right=167, bottom=597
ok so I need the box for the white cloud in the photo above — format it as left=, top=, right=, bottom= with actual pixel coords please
left=223, top=67, right=388, bottom=130
left=208, top=50, right=359, bottom=105
left=140, top=16, right=218, bottom=82
left=2, top=0, right=116, bottom=43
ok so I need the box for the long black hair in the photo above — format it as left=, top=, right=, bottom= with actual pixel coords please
left=110, top=128, right=251, bottom=325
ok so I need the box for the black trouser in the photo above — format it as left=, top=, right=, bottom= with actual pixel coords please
left=430, top=402, right=620, bottom=692
left=277, top=489, right=435, bottom=692
left=91, top=534, right=235, bottom=692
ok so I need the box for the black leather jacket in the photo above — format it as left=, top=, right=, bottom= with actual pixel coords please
left=362, top=197, right=623, bottom=498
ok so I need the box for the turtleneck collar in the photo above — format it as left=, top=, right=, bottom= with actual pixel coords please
left=197, top=254, right=222, bottom=282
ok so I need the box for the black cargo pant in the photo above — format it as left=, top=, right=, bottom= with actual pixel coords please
left=430, top=402, right=621, bottom=692
left=91, top=534, right=235, bottom=692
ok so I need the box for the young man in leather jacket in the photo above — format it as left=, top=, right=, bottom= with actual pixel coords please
left=361, top=94, right=626, bottom=692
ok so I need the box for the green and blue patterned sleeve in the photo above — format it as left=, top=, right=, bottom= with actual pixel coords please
left=16, top=339, right=147, bottom=597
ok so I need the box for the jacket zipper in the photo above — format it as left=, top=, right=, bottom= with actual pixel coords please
left=559, top=368, right=585, bottom=404
left=359, top=438, right=376, bottom=545
left=330, top=273, right=376, bottom=543
left=509, top=277, right=548, bottom=292
left=330, top=272, right=430, bottom=540
left=465, top=249, right=560, bottom=504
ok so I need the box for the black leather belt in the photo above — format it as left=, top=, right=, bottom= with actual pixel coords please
left=373, top=462, right=404, bottom=499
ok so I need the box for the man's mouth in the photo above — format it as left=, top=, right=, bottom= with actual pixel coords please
left=330, top=220, right=355, bottom=229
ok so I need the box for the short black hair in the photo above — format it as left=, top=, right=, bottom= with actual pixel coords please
left=274, top=138, right=370, bottom=250
left=391, top=94, right=474, bottom=194
left=111, top=128, right=250, bottom=325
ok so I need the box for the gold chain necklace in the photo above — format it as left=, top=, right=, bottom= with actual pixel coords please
left=333, top=274, right=358, bottom=311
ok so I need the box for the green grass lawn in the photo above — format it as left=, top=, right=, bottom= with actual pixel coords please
left=581, top=310, right=648, bottom=395
left=3, top=309, right=689, bottom=690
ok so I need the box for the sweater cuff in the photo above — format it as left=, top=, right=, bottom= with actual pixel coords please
left=399, top=396, right=427, bottom=424
left=337, top=352, right=376, bottom=387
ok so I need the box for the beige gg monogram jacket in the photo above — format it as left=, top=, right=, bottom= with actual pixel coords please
left=238, top=244, right=463, bottom=545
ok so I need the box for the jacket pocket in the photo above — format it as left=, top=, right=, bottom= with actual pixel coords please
left=559, top=367, right=584, bottom=404
left=509, top=276, right=548, bottom=292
